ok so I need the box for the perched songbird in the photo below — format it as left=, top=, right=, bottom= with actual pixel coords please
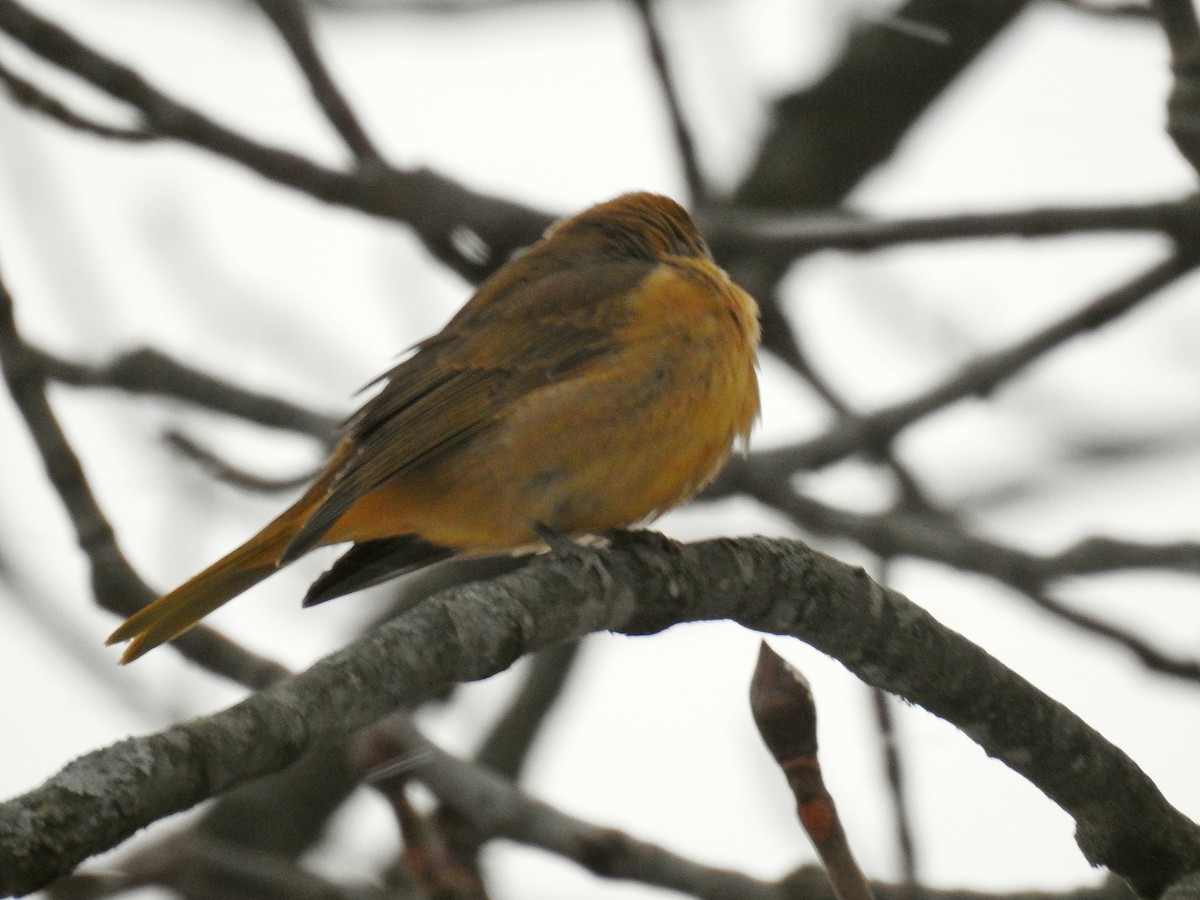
left=108, top=192, right=761, bottom=662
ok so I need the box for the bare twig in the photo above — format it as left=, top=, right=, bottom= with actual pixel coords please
left=0, top=55, right=150, bottom=141
left=473, top=639, right=582, bottom=781
left=1048, top=535, right=1200, bottom=573
left=253, top=0, right=384, bottom=163
left=356, top=723, right=492, bottom=899
left=1025, top=589, right=1200, bottom=679
left=165, top=430, right=321, bottom=494
left=0, top=0, right=555, bottom=284
left=382, top=640, right=585, bottom=887
left=629, top=0, right=705, bottom=203
left=32, top=345, right=340, bottom=442
left=747, top=489, right=1200, bottom=588
left=707, top=196, right=1200, bottom=258
left=1056, top=0, right=1152, bottom=18
left=871, top=688, right=920, bottom=892
left=741, top=249, right=1199, bottom=474
left=113, top=833, right=394, bottom=900
left=361, top=713, right=785, bottom=900
left=867, top=561, right=921, bottom=894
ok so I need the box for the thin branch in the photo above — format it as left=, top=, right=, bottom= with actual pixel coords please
left=110, top=833, right=394, bottom=900
left=387, top=639, right=585, bottom=884
left=8, top=0, right=1181, bottom=291
left=253, top=0, right=384, bottom=163
left=629, top=0, right=706, bottom=203
left=0, top=0, right=555, bottom=284
left=32, top=345, right=340, bottom=442
left=0, top=55, right=151, bottom=141
left=1056, top=0, right=1153, bottom=19
left=745, top=249, right=1199, bottom=474
left=374, top=771, right=490, bottom=899
left=473, top=639, right=582, bottom=781
left=1045, top=535, right=1200, bottom=573
left=365, top=713, right=793, bottom=900
left=869, top=561, right=921, bottom=894
left=707, top=196, right=1200, bottom=258
left=165, top=430, right=322, bottom=493
left=2, top=532, right=1197, bottom=896
left=1026, top=589, right=1200, bottom=679
left=871, top=689, right=920, bottom=892
left=729, top=486, right=1200, bottom=681
left=0, top=265, right=289, bottom=689
left=778, top=868, right=1139, bottom=900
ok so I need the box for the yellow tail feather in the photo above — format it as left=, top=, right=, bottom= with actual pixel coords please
left=108, top=447, right=358, bottom=663
left=107, top=523, right=292, bottom=664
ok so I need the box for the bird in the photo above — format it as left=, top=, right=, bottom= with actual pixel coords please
left=107, top=192, right=761, bottom=663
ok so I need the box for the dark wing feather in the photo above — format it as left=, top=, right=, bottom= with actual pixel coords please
left=282, top=258, right=654, bottom=559
left=302, top=536, right=453, bottom=607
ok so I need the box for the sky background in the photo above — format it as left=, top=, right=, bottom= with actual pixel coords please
left=1, top=0, right=1199, bottom=897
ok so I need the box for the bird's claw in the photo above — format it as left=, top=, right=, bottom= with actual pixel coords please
left=534, top=523, right=615, bottom=593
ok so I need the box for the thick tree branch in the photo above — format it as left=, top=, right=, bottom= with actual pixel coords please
left=1151, top=0, right=1200, bottom=176
left=0, top=6, right=1196, bottom=898
left=733, top=0, right=1032, bottom=209
left=1, top=532, right=1197, bottom=896
left=709, top=248, right=1200, bottom=682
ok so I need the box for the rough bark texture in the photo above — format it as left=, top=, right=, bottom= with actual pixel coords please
left=1, top=533, right=1197, bottom=896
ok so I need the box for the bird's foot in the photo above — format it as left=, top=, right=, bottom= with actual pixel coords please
left=533, top=523, right=614, bottom=594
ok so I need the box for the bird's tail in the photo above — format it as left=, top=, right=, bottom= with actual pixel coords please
left=108, top=443, right=364, bottom=663
left=107, top=511, right=300, bottom=664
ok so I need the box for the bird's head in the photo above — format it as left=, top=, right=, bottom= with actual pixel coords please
left=547, top=192, right=711, bottom=263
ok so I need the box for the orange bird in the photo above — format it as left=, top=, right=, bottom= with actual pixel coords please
left=108, top=192, right=760, bottom=662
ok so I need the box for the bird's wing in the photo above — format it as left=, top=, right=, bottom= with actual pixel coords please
left=281, top=258, right=654, bottom=558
